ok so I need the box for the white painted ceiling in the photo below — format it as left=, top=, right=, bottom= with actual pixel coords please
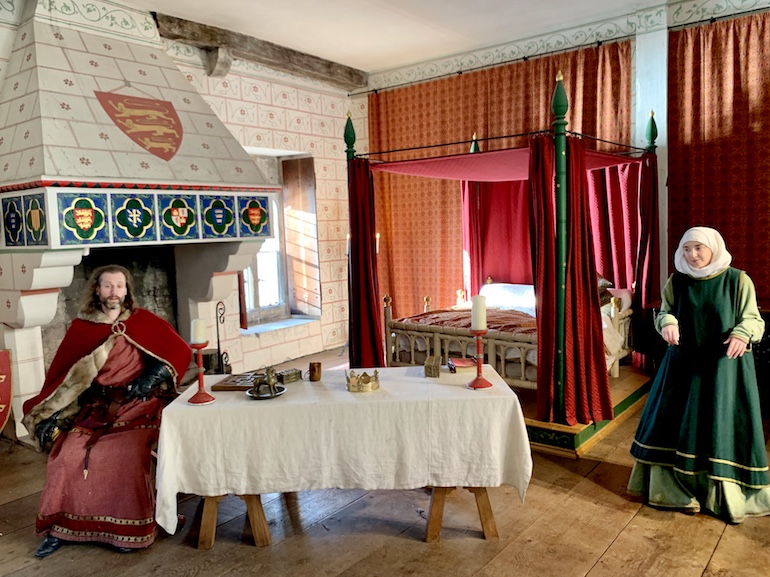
left=120, top=0, right=667, bottom=72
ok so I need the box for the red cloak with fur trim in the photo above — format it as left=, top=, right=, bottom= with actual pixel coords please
left=23, top=308, right=191, bottom=416
left=23, top=307, right=192, bottom=550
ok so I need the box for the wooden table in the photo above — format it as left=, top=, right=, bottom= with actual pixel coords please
left=155, top=366, right=532, bottom=547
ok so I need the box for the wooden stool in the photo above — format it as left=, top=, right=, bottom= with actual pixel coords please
left=425, top=486, right=499, bottom=543
left=198, top=494, right=271, bottom=549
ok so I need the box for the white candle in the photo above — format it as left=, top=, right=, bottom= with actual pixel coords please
left=190, top=318, right=207, bottom=344
left=471, top=295, right=486, bottom=331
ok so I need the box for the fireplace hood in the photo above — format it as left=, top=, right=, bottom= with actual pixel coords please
left=0, top=9, right=277, bottom=250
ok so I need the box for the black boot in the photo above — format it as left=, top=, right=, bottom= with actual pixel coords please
left=34, top=535, right=64, bottom=558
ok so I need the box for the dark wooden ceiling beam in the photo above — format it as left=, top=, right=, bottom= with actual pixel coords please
left=155, top=13, right=368, bottom=91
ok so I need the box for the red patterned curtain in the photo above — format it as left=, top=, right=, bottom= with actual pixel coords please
left=369, top=41, right=631, bottom=317
left=669, top=13, right=770, bottom=306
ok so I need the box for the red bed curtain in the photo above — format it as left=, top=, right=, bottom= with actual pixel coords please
left=586, top=152, right=660, bottom=371
left=461, top=179, right=533, bottom=298
left=532, top=136, right=613, bottom=425
left=586, top=162, right=641, bottom=290
left=632, top=152, right=661, bottom=370
left=347, top=158, right=384, bottom=368
left=562, top=138, right=614, bottom=424
left=463, top=156, right=652, bottom=299
left=530, top=136, right=559, bottom=422
left=461, top=181, right=482, bottom=299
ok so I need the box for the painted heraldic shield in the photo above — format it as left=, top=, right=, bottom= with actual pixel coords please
left=95, top=92, right=183, bottom=161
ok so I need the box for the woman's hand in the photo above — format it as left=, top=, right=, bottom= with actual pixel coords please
left=724, top=336, right=748, bottom=359
left=661, top=324, right=680, bottom=345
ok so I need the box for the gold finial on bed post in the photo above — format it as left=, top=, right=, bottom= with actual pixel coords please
left=456, top=289, right=466, bottom=307
left=424, top=296, right=431, bottom=312
left=611, top=296, right=620, bottom=319
left=384, top=294, right=392, bottom=307
left=485, top=276, right=493, bottom=284
left=470, top=133, right=480, bottom=153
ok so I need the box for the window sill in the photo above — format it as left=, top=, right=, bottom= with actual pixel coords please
left=240, top=315, right=320, bottom=336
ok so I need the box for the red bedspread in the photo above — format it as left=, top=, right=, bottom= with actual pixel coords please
left=395, top=308, right=537, bottom=336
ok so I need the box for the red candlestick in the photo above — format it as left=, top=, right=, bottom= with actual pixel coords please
left=467, top=329, right=493, bottom=390
left=188, top=341, right=216, bottom=405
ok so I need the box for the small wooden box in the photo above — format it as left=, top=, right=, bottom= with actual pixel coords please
left=424, top=356, right=441, bottom=378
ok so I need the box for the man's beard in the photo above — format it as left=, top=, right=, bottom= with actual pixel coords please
left=100, top=296, right=124, bottom=310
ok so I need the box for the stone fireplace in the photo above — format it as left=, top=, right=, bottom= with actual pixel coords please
left=0, top=2, right=280, bottom=435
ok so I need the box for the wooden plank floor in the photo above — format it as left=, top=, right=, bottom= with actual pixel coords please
left=2, top=348, right=769, bottom=577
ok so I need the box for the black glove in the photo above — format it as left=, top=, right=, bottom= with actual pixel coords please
left=35, top=410, right=64, bottom=452
left=125, top=359, right=172, bottom=400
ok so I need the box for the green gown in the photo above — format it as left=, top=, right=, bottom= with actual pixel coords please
left=628, top=267, right=770, bottom=523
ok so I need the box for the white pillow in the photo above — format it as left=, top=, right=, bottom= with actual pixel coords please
left=607, top=288, right=633, bottom=312
left=479, top=283, right=536, bottom=312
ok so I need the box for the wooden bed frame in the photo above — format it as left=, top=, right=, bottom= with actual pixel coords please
left=383, top=295, right=633, bottom=391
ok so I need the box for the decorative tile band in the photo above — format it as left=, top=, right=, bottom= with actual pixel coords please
left=2, top=189, right=274, bottom=249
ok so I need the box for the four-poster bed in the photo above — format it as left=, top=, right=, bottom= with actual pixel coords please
left=382, top=282, right=633, bottom=391
left=346, top=75, right=660, bottom=433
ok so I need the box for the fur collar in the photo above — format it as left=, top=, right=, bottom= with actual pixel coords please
left=78, top=307, right=132, bottom=324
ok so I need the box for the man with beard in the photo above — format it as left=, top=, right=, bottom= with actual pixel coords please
left=22, top=264, right=192, bottom=558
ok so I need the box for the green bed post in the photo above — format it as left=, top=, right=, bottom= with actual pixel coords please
left=645, top=110, right=658, bottom=152
left=344, top=112, right=356, bottom=160
left=344, top=112, right=356, bottom=361
left=552, top=72, right=568, bottom=424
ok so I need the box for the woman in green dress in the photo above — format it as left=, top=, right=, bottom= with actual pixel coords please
left=628, top=226, right=770, bottom=523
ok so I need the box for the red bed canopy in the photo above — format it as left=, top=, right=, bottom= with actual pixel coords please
left=370, top=146, right=637, bottom=182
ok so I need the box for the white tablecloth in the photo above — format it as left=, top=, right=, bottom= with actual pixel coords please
left=155, top=365, right=533, bottom=533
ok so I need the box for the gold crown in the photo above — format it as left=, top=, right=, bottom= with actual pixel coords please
left=345, top=369, right=380, bottom=392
